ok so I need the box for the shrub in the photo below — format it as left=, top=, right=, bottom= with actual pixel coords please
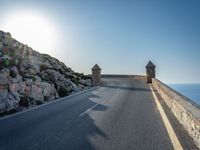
left=29, top=76, right=36, bottom=81
left=82, top=75, right=92, bottom=80
left=35, top=100, right=43, bottom=105
left=58, top=86, right=69, bottom=97
left=40, top=64, right=48, bottom=72
left=58, top=68, right=64, bottom=75
left=10, top=70, right=17, bottom=78
left=19, top=96, right=29, bottom=107
left=71, top=77, right=79, bottom=85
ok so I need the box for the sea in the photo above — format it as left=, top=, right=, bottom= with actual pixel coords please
left=168, top=84, right=200, bottom=106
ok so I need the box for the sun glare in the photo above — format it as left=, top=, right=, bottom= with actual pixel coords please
left=0, top=11, right=58, bottom=54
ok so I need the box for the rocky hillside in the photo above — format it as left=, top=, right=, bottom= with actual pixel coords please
left=0, top=30, right=91, bottom=114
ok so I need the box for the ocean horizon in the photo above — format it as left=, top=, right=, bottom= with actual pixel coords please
left=168, top=83, right=200, bottom=106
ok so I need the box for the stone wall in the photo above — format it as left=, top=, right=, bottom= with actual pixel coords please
left=101, top=74, right=146, bottom=79
left=152, top=78, right=200, bottom=148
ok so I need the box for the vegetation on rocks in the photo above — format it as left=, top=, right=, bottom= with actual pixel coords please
left=58, top=86, right=69, bottom=97
left=0, top=30, right=91, bottom=114
left=19, top=96, right=29, bottom=107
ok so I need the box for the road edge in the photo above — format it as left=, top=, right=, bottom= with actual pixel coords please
left=0, top=87, right=97, bottom=121
left=150, top=85, right=183, bottom=150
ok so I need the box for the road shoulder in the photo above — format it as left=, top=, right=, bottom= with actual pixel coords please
left=0, top=87, right=96, bottom=121
left=152, top=85, right=199, bottom=150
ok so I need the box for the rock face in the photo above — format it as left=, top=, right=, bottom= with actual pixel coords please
left=0, top=30, right=91, bottom=113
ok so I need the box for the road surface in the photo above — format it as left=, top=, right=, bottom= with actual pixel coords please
left=0, top=77, right=198, bottom=150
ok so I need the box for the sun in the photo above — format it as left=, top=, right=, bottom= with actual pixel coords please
left=0, top=11, right=59, bottom=55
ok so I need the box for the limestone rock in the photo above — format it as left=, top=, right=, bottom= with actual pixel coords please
left=0, top=30, right=91, bottom=113
left=0, top=76, right=8, bottom=100
left=0, top=68, right=10, bottom=78
left=10, top=66, right=22, bottom=82
left=29, top=85, right=43, bottom=102
left=35, top=81, right=57, bottom=100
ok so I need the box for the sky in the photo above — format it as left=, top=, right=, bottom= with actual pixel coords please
left=0, top=0, right=199, bottom=83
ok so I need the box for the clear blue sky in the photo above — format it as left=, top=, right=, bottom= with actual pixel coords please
left=0, top=0, right=199, bottom=83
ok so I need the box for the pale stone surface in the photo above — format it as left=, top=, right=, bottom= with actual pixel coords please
left=35, top=81, right=57, bottom=100
left=0, top=76, right=20, bottom=113
left=0, top=88, right=8, bottom=101
left=79, top=79, right=91, bottom=86
left=29, top=85, right=43, bottom=102
left=0, top=42, right=3, bottom=49
left=0, top=76, right=8, bottom=100
left=152, top=78, right=200, bottom=148
left=10, top=66, right=22, bottom=82
left=0, top=68, right=10, bottom=78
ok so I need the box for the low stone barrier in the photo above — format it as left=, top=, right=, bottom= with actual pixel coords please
left=101, top=74, right=145, bottom=79
left=152, top=78, right=200, bottom=148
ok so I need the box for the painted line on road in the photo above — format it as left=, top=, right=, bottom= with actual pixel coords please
left=27, top=143, right=39, bottom=150
left=79, top=103, right=99, bottom=117
left=150, top=86, right=183, bottom=150
left=0, top=87, right=97, bottom=121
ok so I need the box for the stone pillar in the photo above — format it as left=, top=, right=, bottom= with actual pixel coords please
left=92, top=64, right=101, bottom=86
left=146, top=61, right=156, bottom=83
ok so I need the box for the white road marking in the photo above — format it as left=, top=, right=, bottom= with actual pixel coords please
left=79, top=104, right=99, bottom=117
left=0, top=87, right=96, bottom=121
left=150, top=86, right=183, bottom=150
left=27, top=143, right=39, bottom=150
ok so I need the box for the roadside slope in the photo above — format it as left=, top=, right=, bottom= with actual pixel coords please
left=0, top=30, right=91, bottom=114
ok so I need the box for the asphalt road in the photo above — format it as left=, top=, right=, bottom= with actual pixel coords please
left=0, top=77, right=181, bottom=150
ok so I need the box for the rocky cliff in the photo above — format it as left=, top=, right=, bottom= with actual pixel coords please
left=0, top=30, right=91, bottom=114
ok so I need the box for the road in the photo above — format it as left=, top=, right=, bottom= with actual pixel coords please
left=0, top=77, right=197, bottom=150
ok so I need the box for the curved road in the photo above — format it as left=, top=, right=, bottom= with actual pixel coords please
left=0, top=77, right=197, bottom=150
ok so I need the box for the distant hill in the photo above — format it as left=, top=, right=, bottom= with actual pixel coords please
left=0, top=30, right=91, bottom=114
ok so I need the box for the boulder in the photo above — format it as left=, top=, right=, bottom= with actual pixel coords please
left=0, top=76, right=20, bottom=112
left=10, top=66, right=22, bottom=82
left=6, top=93, right=19, bottom=110
left=4, top=32, right=12, bottom=39
left=11, top=39, right=20, bottom=48
left=35, top=81, right=57, bottom=100
left=34, top=76, right=42, bottom=82
left=2, top=38, right=10, bottom=47
left=29, top=85, right=43, bottom=102
left=17, top=82, right=28, bottom=96
left=0, top=68, right=10, bottom=77
left=0, top=76, right=8, bottom=100
left=0, top=30, right=91, bottom=113
left=0, top=42, right=3, bottom=49
left=79, top=79, right=91, bottom=86
left=0, top=101, right=6, bottom=113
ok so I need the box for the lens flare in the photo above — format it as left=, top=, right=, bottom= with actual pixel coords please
left=0, top=11, right=59, bottom=55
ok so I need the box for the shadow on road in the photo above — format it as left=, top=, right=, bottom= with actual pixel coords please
left=101, top=85, right=151, bottom=92
left=0, top=92, right=109, bottom=150
left=55, top=92, right=108, bottom=150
